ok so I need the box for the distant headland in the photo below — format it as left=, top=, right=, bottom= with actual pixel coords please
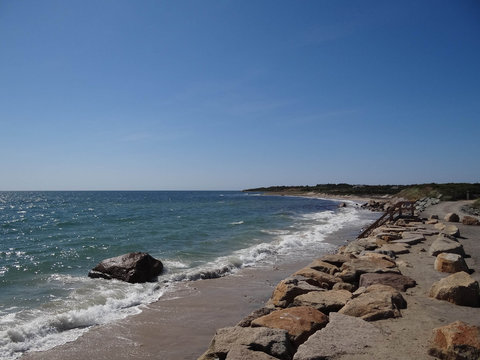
left=243, top=183, right=480, bottom=202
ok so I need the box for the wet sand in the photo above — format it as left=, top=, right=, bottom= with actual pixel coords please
left=23, top=261, right=308, bottom=360
left=22, top=205, right=371, bottom=360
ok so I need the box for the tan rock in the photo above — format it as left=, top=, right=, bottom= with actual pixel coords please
left=435, top=222, right=447, bottom=231
left=434, top=253, right=469, bottom=274
left=332, top=282, right=356, bottom=292
left=359, top=252, right=395, bottom=262
left=292, top=290, right=352, bottom=313
left=372, top=226, right=408, bottom=234
left=426, top=219, right=439, bottom=224
left=306, top=259, right=339, bottom=275
left=442, top=224, right=460, bottom=237
left=378, top=243, right=410, bottom=255
left=293, top=268, right=338, bottom=289
left=462, top=215, right=480, bottom=226
left=320, top=253, right=356, bottom=267
left=429, top=271, right=480, bottom=307
left=375, top=232, right=402, bottom=241
left=336, top=256, right=399, bottom=284
left=252, top=306, right=329, bottom=346
left=237, top=307, right=275, bottom=327
left=444, top=213, right=460, bottom=222
left=339, top=284, right=406, bottom=321
left=268, top=276, right=323, bottom=308
left=429, top=321, right=480, bottom=360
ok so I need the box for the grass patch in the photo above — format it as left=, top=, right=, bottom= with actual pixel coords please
left=472, top=198, right=480, bottom=209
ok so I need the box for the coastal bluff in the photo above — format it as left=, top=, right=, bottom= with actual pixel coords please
left=199, top=201, right=480, bottom=360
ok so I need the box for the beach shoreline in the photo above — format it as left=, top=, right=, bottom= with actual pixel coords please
left=254, top=190, right=391, bottom=204
left=20, top=198, right=480, bottom=359
left=198, top=200, right=480, bottom=360
left=20, top=195, right=377, bottom=360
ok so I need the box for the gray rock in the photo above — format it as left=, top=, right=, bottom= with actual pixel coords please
left=359, top=273, right=416, bottom=292
left=336, top=256, right=399, bottom=284
left=391, top=235, right=424, bottom=245
left=198, top=326, right=294, bottom=360
left=377, top=243, right=410, bottom=255
left=293, top=313, right=384, bottom=360
left=88, top=252, right=163, bottom=283
left=225, top=345, right=280, bottom=360
left=320, top=253, right=357, bottom=267
left=339, top=284, right=407, bottom=321
left=428, top=237, right=465, bottom=257
left=306, top=259, right=340, bottom=275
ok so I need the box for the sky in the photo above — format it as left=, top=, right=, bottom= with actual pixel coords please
left=0, top=1, right=479, bottom=190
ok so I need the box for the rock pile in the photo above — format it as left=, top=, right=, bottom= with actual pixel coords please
left=199, top=218, right=429, bottom=359
left=360, top=200, right=388, bottom=212
left=414, top=197, right=440, bottom=213
left=199, top=209, right=480, bottom=360
left=462, top=204, right=480, bottom=217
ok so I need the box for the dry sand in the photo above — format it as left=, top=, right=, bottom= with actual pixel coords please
left=337, top=200, right=480, bottom=360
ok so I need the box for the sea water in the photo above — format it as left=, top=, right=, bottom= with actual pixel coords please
left=0, top=191, right=377, bottom=359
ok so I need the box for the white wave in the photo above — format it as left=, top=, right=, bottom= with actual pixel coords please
left=162, top=259, right=189, bottom=270
left=229, top=220, right=244, bottom=225
left=0, top=276, right=166, bottom=360
left=165, top=206, right=372, bottom=283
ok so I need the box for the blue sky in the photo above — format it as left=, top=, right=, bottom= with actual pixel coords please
left=1, top=1, right=479, bottom=190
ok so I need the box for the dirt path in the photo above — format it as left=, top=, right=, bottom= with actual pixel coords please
left=336, top=201, right=480, bottom=360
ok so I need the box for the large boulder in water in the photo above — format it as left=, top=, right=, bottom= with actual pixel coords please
left=88, top=252, right=163, bottom=283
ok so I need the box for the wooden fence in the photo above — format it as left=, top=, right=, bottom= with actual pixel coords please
left=357, top=201, right=415, bottom=239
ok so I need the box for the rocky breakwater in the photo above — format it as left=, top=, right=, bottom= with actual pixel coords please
left=88, top=252, right=164, bottom=283
left=199, top=212, right=480, bottom=360
left=199, top=231, right=416, bottom=359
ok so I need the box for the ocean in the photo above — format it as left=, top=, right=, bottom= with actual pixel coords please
left=0, top=191, right=377, bottom=359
